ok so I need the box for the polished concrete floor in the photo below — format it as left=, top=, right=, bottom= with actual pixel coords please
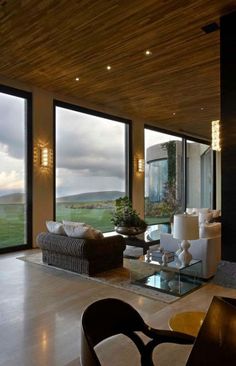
left=0, top=249, right=236, bottom=366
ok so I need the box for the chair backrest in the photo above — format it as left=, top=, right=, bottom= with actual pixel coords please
left=81, top=297, right=195, bottom=366
left=186, top=296, right=236, bottom=365
left=81, top=297, right=156, bottom=366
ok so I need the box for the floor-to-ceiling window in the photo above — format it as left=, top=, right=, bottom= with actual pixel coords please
left=144, top=128, right=184, bottom=224
left=0, top=85, right=32, bottom=252
left=55, top=101, right=130, bottom=232
left=186, top=140, right=213, bottom=209
left=145, top=127, right=214, bottom=225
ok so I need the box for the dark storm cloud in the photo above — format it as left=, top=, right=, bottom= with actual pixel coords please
left=0, top=93, right=25, bottom=159
left=56, top=107, right=125, bottom=178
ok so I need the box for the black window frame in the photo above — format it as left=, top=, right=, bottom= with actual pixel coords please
left=53, top=99, right=132, bottom=222
left=0, top=84, right=32, bottom=253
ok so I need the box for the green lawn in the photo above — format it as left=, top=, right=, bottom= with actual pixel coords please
left=56, top=203, right=114, bottom=232
left=0, top=202, right=171, bottom=249
left=0, top=204, right=26, bottom=249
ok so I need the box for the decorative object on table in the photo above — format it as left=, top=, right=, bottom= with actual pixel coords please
left=151, top=250, right=175, bottom=263
left=162, top=252, right=169, bottom=265
left=173, top=213, right=199, bottom=266
left=160, top=269, right=175, bottom=282
left=111, top=196, right=147, bottom=237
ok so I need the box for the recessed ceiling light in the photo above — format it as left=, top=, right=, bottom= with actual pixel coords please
left=145, top=50, right=152, bottom=56
left=106, top=65, right=111, bottom=70
left=75, top=77, right=80, bottom=81
left=201, top=22, right=220, bottom=34
left=201, top=107, right=204, bottom=110
left=173, top=112, right=176, bottom=116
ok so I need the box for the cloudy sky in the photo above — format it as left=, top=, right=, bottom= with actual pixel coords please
left=0, top=92, right=25, bottom=197
left=0, top=91, right=181, bottom=199
left=56, top=107, right=126, bottom=197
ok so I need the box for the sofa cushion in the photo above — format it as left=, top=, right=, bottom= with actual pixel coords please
left=198, top=212, right=213, bottom=224
left=199, top=223, right=221, bottom=239
left=46, top=221, right=66, bottom=235
left=63, top=224, right=95, bottom=239
left=193, top=208, right=209, bottom=215
left=62, top=220, right=86, bottom=226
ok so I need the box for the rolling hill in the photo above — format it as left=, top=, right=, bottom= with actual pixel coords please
left=0, top=193, right=25, bottom=204
left=57, top=191, right=125, bottom=203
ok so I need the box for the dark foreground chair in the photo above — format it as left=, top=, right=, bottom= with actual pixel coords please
left=80, top=298, right=195, bottom=366
left=81, top=296, right=236, bottom=366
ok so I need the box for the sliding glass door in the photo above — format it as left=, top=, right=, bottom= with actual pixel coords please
left=144, top=128, right=184, bottom=224
left=0, top=86, right=32, bottom=252
left=186, top=140, right=213, bottom=209
left=55, top=101, right=130, bottom=232
left=144, top=127, right=214, bottom=224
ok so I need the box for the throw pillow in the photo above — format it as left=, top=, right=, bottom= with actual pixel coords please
left=91, top=228, right=104, bottom=239
left=211, top=209, right=221, bottom=218
left=199, top=223, right=221, bottom=238
left=46, top=221, right=66, bottom=235
left=193, top=208, right=209, bottom=215
left=198, top=212, right=213, bottom=225
left=63, top=224, right=95, bottom=239
left=62, top=220, right=86, bottom=226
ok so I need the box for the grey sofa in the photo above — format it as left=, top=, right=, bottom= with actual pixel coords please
left=36, top=232, right=126, bottom=276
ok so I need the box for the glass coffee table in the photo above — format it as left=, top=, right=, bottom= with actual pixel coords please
left=127, top=252, right=203, bottom=296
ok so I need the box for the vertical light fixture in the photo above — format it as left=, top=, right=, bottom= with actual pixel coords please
left=40, top=147, right=49, bottom=167
left=137, top=158, right=145, bottom=173
left=211, top=120, right=221, bottom=151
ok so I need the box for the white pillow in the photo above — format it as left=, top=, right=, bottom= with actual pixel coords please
left=62, top=220, right=86, bottom=226
left=46, top=221, right=66, bottom=235
left=63, top=224, right=95, bottom=239
left=199, top=223, right=221, bottom=238
left=198, top=212, right=213, bottom=225
left=193, top=208, right=209, bottom=215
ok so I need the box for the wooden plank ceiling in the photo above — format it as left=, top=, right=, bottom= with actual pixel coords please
left=1, top=0, right=236, bottom=139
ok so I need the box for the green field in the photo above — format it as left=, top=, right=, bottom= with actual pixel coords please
left=0, top=202, right=170, bottom=250
left=0, top=204, right=26, bottom=249
left=56, top=203, right=114, bottom=232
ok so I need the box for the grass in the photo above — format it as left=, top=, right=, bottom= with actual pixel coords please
left=0, top=204, right=26, bottom=249
left=0, top=202, right=171, bottom=249
left=56, top=203, right=114, bottom=232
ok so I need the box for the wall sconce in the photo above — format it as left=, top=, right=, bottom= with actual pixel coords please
left=212, top=120, right=221, bottom=151
left=40, top=147, right=49, bottom=167
left=137, top=158, right=145, bottom=173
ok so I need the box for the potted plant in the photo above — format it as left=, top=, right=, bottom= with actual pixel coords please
left=111, top=196, right=147, bottom=236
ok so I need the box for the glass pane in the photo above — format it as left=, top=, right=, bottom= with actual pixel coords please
left=144, top=129, right=184, bottom=225
left=55, top=106, right=128, bottom=232
left=186, top=141, right=213, bottom=209
left=0, top=92, right=27, bottom=249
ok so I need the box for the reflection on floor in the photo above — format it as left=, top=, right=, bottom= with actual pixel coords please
left=0, top=249, right=236, bottom=366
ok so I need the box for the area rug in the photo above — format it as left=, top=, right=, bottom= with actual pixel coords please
left=17, top=251, right=179, bottom=304
left=211, top=260, right=236, bottom=288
